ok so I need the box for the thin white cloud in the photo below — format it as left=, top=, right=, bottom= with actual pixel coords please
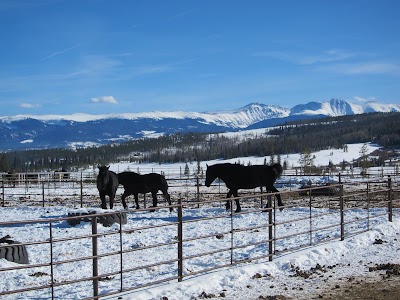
left=316, top=62, right=400, bottom=75
left=131, top=59, right=196, bottom=76
left=254, top=49, right=357, bottom=65
left=133, top=64, right=176, bottom=76
left=90, top=96, right=119, bottom=104
left=19, top=103, right=39, bottom=109
left=353, top=96, right=367, bottom=102
left=353, top=96, right=376, bottom=103
left=168, top=9, right=193, bottom=21
left=66, top=55, right=123, bottom=78
left=41, top=44, right=80, bottom=61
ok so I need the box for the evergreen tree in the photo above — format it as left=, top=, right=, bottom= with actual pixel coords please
left=0, top=155, right=11, bottom=172
left=359, top=143, right=370, bottom=176
left=184, top=163, right=190, bottom=177
left=298, top=149, right=314, bottom=174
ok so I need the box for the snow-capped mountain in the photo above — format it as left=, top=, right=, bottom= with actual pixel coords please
left=0, top=99, right=398, bottom=151
left=290, top=99, right=357, bottom=116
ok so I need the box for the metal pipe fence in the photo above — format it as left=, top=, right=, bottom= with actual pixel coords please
left=0, top=176, right=398, bottom=299
left=1, top=170, right=398, bottom=207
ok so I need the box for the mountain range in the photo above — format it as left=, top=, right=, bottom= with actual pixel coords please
left=0, top=98, right=399, bottom=151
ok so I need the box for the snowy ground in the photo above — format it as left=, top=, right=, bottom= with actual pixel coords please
left=1, top=203, right=399, bottom=299
left=1, top=142, right=399, bottom=299
left=116, top=216, right=400, bottom=300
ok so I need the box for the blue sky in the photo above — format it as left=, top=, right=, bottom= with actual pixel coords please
left=1, top=0, right=399, bottom=116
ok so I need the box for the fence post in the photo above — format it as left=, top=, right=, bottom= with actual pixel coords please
left=80, top=173, right=83, bottom=208
left=388, top=176, right=393, bottom=222
left=177, top=197, right=183, bottom=282
left=49, top=222, right=55, bottom=300
left=92, top=216, right=99, bottom=298
left=1, top=179, right=4, bottom=207
left=367, top=181, right=370, bottom=231
left=119, top=213, right=123, bottom=291
left=230, top=199, right=234, bottom=265
left=196, top=175, right=200, bottom=208
left=268, top=195, right=273, bottom=262
left=309, top=190, right=312, bottom=246
left=339, top=173, right=344, bottom=241
left=42, top=181, right=45, bottom=207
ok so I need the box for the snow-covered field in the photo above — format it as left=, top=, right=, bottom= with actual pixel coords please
left=1, top=142, right=399, bottom=299
left=106, top=142, right=383, bottom=176
left=0, top=203, right=399, bottom=300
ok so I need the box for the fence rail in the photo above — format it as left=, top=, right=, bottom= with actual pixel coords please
left=1, top=170, right=399, bottom=209
left=0, top=176, right=399, bottom=299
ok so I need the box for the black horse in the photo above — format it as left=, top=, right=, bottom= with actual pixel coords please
left=205, top=163, right=284, bottom=213
left=97, top=166, right=119, bottom=209
left=117, top=171, right=173, bottom=212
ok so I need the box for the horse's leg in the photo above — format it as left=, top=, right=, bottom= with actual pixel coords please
left=134, top=193, right=140, bottom=209
left=100, top=193, right=107, bottom=209
left=109, top=194, right=114, bottom=210
left=233, top=190, right=241, bottom=213
left=226, top=190, right=233, bottom=211
left=267, top=184, right=284, bottom=211
left=147, top=191, right=158, bottom=212
left=163, top=190, right=173, bottom=212
left=121, top=190, right=129, bottom=209
left=151, top=191, right=158, bottom=207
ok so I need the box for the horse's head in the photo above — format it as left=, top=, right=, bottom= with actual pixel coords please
left=272, top=163, right=283, bottom=179
left=97, top=165, right=111, bottom=190
left=205, top=164, right=217, bottom=187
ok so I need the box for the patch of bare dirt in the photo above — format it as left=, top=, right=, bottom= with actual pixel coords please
left=304, top=263, right=400, bottom=300
left=318, top=275, right=400, bottom=300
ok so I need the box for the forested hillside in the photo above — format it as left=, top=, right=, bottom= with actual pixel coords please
left=1, top=112, right=399, bottom=172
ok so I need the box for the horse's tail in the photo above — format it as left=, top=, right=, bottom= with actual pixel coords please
left=271, top=163, right=283, bottom=179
